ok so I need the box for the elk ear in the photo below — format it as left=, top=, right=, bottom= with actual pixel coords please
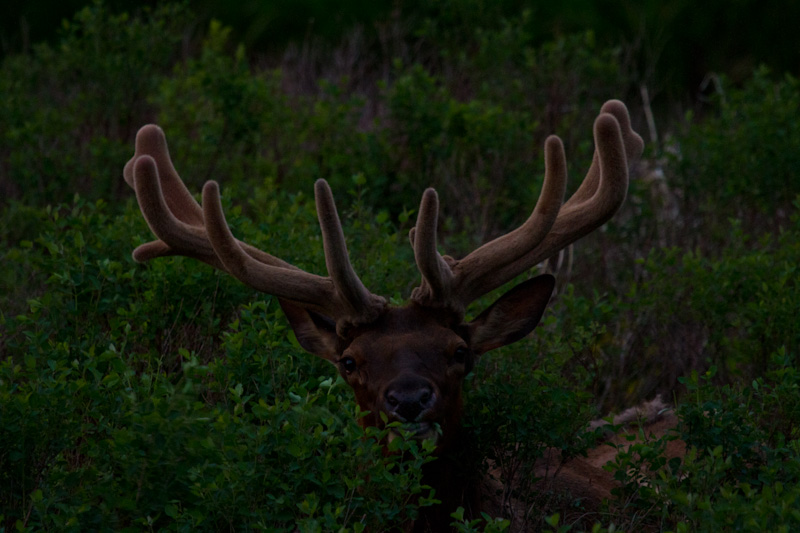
left=467, top=274, right=555, bottom=355
left=278, top=299, right=340, bottom=362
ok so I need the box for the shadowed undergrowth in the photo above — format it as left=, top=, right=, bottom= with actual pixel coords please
left=2, top=2, right=800, bottom=531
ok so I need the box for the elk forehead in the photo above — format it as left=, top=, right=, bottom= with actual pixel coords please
left=351, top=305, right=463, bottom=346
left=344, top=305, right=471, bottom=380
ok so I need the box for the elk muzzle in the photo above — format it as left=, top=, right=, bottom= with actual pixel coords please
left=383, top=374, right=440, bottom=442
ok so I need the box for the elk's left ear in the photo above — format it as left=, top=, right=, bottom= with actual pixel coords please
left=279, top=299, right=340, bottom=362
left=467, top=274, right=555, bottom=355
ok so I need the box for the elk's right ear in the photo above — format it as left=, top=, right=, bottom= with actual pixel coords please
left=467, top=274, right=555, bottom=355
left=278, top=299, right=340, bottom=362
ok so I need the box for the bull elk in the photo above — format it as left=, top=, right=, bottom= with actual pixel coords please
left=123, top=100, right=646, bottom=530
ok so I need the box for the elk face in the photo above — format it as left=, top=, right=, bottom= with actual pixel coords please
left=337, top=306, right=474, bottom=446
left=279, top=275, right=555, bottom=451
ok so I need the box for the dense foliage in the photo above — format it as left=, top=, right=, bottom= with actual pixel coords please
left=5, top=0, right=800, bottom=99
left=1, top=2, right=799, bottom=531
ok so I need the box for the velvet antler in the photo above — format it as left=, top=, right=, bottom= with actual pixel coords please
left=124, top=125, right=386, bottom=331
left=125, top=100, right=641, bottom=328
left=409, top=100, right=644, bottom=317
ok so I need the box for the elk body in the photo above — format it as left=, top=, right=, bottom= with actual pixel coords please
left=123, top=100, right=645, bottom=530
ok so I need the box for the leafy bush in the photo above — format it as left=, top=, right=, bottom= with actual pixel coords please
left=0, top=0, right=631, bottom=239
left=0, top=192, right=437, bottom=532
left=0, top=2, right=186, bottom=205
left=381, top=62, right=538, bottom=238
left=462, top=317, right=609, bottom=530
left=673, top=68, right=800, bottom=247
left=3, top=1, right=800, bottom=531
left=605, top=349, right=800, bottom=531
left=151, top=21, right=377, bottom=199
left=548, top=198, right=800, bottom=412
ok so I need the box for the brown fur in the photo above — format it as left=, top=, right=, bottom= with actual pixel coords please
left=477, top=398, right=684, bottom=531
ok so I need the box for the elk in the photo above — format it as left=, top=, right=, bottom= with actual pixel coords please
left=123, top=100, right=646, bottom=530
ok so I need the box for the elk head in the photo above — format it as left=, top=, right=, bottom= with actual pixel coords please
left=123, top=100, right=643, bottom=453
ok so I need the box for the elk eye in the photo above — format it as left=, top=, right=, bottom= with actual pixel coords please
left=452, top=346, right=469, bottom=364
left=340, top=356, right=357, bottom=374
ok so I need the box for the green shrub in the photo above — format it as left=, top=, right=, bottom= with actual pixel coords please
left=381, top=62, right=537, bottom=238
left=0, top=2, right=186, bottom=206
left=3, top=2, right=800, bottom=531
left=548, top=198, right=800, bottom=413
left=463, top=338, right=607, bottom=530
left=605, top=350, right=800, bottom=531
left=0, top=0, right=631, bottom=240
left=674, top=68, right=800, bottom=247
left=0, top=190, right=436, bottom=532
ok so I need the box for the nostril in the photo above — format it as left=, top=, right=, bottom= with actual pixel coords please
left=419, top=389, right=432, bottom=406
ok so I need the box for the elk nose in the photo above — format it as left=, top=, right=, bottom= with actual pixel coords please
left=384, top=380, right=435, bottom=422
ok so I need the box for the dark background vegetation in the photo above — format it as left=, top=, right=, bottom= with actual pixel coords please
left=1, top=0, right=799, bottom=531
left=4, top=0, right=800, bottom=96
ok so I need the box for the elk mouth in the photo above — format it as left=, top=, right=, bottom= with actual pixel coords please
left=387, top=421, right=439, bottom=445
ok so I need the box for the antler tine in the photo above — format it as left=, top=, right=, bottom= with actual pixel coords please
left=314, top=180, right=388, bottom=321
left=410, top=100, right=643, bottom=317
left=410, top=138, right=566, bottom=313
left=410, top=189, right=456, bottom=304
left=472, top=105, right=642, bottom=297
left=126, top=124, right=294, bottom=270
left=564, top=100, right=644, bottom=209
left=203, top=179, right=385, bottom=327
left=124, top=125, right=203, bottom=227
left=130, top=154, right=225, bottom=268
left=125, top=124, right=212, bottom=265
